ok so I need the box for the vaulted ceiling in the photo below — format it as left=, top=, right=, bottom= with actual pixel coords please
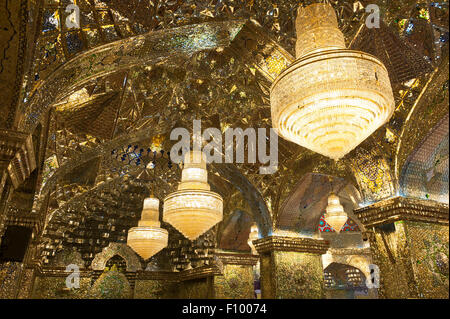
left=1, top=0, right=448, bottom=267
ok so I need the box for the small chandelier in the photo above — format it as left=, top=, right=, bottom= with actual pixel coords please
left=127, top=195, right=168, bottom=260
left=270, top=3, right=395, bottom=160
left=163, top=151, right=223, bottom=241
left=324, top=194, right=348, bottom=233
left=247, top=222, right=259, bottom=255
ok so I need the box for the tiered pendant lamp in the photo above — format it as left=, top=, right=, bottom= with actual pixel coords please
left=270, top=3, right=395, bottom=159
left=324, top=194, right=348, bottom=233
left=247, top=222, right=259, bottom=255
left=163, top=151, right=223, bottom=241
left=127, top=195, right=168, bottom=260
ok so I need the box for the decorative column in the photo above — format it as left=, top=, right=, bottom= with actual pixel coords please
left=175, top=265, right=221, bottom=299
left=253, top=236, right=329, bottom=299
left=213, top=252, right=259, bottom=299
left=355, top=197, right=449, bottom=299
left=173, top=252, right=259, bottom=299
left=0, top=172, right=10, bottom=240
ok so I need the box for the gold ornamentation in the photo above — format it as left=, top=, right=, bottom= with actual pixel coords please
left=354, top=196, right=449, bottom=227
left=253, top=236, right=329, bottom=255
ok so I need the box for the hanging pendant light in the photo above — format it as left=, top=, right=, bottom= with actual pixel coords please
left=163, top=151, right=223, bottom=241
left=270, top=3, right=395, bottom=160
left=127, top=195, right=168, bottom=260
left=247, top=223, right=259, bottom=255
left=324, top=194, right=348, bottom=233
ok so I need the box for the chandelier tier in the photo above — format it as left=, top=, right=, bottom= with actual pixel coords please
left=127, top=196, right=168, bottom=260
left=324, top=194, right=348, bottom=233
left=270, top=3, right=395, bottom=160
left=163, top=151, right=223, bottom=241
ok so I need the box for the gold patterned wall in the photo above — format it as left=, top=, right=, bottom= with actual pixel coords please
left=350, top=147, right=395, bottom=203
left=213, top=264, right=254, bottom=299
left=0, top=262, right=23, bottom=298
left=176, top=278, right=213, bottom=299
left=90, top=269, right=132, bottom=299
left=260, top=251, right=324, bottom=299
left=25, top=254, right=256, bottom=299
left=274, top=251, right=324, bottom=299
left=369, top=221, right=449, bottom=299
left=400, top=115, right=449, bottom=203
left=368, top=222, right=416, bottom=298
left=259, top=253, right=273, bottom=298
left=134, top=279, right=178, bottom=299
left=31, top=276, right=91, bottom=299
left=406, top=221, right=449, bottom=298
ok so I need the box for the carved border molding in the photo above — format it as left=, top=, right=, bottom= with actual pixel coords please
left=253, top=236, right=330, bottom=255
left=354, top=196, right=449, bottom=228
left=136, top=271, right=178, bottom=281
left=36, top=267, right=92, bottom=278
left=30, top=251, right=260, bottom=281
left=90, top=242, right=142, bottom=272
left=5, top=215, right=39, bottom=232
left=215, top=252, right=259, bottom=266
left=179, top=265, right=223, bottom=281
left=34, top=264, right=223, bottom=282
left=327, top=247, right=372, bottom=256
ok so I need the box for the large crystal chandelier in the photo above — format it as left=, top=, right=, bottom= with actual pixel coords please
left=324, top=194, right=348, bottom=233
left=127, top=195, right=168, bottom=260
left=270, top=3, right=395, bottom=160
left=163, top=151, right=223, bottom=241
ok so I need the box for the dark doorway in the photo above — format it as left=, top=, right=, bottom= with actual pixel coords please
left=0, top=226, right=32, bottom=262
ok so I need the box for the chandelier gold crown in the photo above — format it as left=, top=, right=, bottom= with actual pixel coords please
left=163, top=151, right=223, bottom=241
left=270, top=3, right=395, bottom=160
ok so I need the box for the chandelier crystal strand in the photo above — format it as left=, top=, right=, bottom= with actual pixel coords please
left=163, top=151, right=223, bottom=241
left=127, top=196, right=169, bottom=260
left=324, top=194, right=348, bottom=233
left=270, top=3, right=395, bottom=160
